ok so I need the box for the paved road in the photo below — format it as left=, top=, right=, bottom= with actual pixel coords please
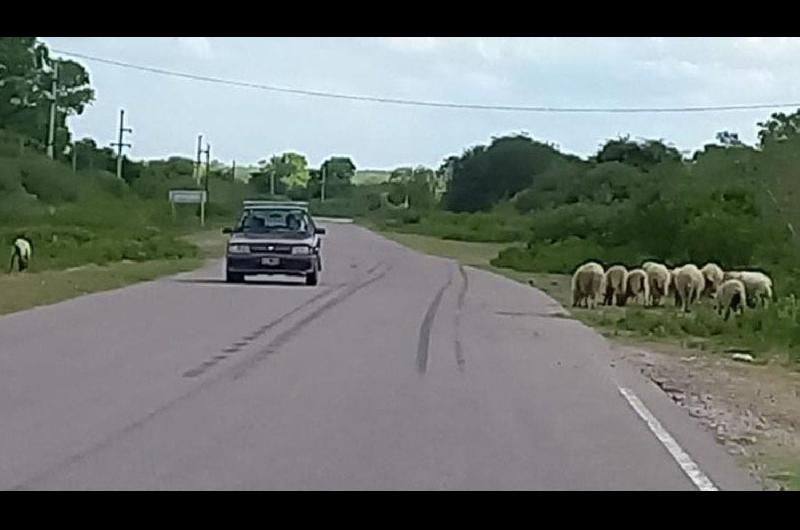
left=0, top=223, right=759, bottom=490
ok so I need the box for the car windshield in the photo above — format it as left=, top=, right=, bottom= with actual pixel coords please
left=237, top=208, right=311, bottom=234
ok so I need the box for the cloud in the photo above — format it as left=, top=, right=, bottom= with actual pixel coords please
left=175, top=37, right=213, bottom=59
left=382, top=37, right=440, bottom=53
left=39, top=37, right=800, bottom=168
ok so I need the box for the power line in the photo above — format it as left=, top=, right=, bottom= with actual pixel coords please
left=52, top=48, right=800, bottom=115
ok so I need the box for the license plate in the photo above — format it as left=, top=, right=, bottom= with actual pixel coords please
left=262, top=257, right=279, bottom=266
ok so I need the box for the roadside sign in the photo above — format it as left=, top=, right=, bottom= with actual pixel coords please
left=169, top=190, right=207, bottom=204
left=169, top=189, right=207, bottom=225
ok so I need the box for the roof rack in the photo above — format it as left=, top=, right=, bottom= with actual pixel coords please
left=242, top=200, right=309, bottom=210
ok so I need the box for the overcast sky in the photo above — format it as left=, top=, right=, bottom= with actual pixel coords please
left=41, top=37, right=800, bottom=169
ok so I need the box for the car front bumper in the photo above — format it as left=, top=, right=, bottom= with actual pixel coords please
left=226, top=254, right=318, bottom=276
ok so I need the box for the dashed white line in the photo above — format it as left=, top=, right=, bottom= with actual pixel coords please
left=618, top=387, right=718, bottom=491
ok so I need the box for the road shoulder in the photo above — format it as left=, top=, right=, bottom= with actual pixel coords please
left=370, top=228, right=798, bottom=490
left=0, top=228, right=225, bottom=317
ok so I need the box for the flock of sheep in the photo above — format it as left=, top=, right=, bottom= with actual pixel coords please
left=570, top=261, right=775, bottom=320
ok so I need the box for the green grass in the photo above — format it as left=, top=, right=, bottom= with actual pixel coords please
left=369, top=224, right=800, bottom=490
left=368, top=226, right=800, bottom=366
left=0, top=228, right=227, bottom=316
left=754, top=449, right=800, bottom=491
left=0, top=259, right=200, bottom=316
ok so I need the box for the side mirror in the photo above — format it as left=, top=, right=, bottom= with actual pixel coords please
left=315, top=227, right=327, bottom=235
left=222, top=227, right=233, bottom=234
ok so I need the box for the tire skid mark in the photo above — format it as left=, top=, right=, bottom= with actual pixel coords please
left=231, top=264, right=393, bottom=381
left=181, top=284, right=342, bottom=379
left=454, top=265, right=469, bottom=373
left=416, top=265, right=454, bottom=374
left=13, top=265, right=389, bottom=491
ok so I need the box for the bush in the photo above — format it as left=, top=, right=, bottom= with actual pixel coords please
left=18, top=158, right=81, bottom=203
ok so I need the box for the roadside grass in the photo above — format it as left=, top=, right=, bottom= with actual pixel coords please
left=747, top=438, right=800, bottom=491
left=0, top=227, right=227, bottom=316
left=373, top=229, right=521, bottom=269
left=370, top=226, right=800, bottom=490
left=370, top=227, right=800, bottom=367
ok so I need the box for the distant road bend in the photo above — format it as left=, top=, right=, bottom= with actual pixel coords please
left=0, top=223, right=757, bottom=490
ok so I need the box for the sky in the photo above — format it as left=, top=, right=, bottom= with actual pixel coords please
left=40, top=37, right=800, bottom=170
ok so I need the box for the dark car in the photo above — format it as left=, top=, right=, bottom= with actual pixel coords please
left=223, top=201, right=326, bottom=285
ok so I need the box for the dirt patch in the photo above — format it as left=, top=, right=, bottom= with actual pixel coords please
left=611, top=339, right=800, bottom=490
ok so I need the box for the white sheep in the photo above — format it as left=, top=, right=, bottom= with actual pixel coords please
left=571, top=262, right=605, bottom=309
left=701, top=262, right=725, bottom=297
left=9, top=237, right=32, bottom=273
left=715, top=279, right=746, bottom=320
left=674, top=264, right=705, bottom=312
left=623, top=268, right=650, bottom=306
left=642, top=262, right=671, bottom=307
left=603, top=264, right=628, bottom=306
left=723, top=271, right=774, bottom=309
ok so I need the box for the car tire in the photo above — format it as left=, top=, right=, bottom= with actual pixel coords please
left=226, top=270, right=245, bottom=283
left=305, top=270, right=319, bottom=286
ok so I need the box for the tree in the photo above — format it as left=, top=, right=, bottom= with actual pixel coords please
left=308, top=156, right=357, bottom=199
left=716, top=131, right=743, bottom=148
left=71, top=137, right=116, bottom=173
left=408, top=166, right=436, bottom=209
left=251, top=152, right=311, bottom=197
left=278, top=152, right=310, bottom=191
left=0, top=38, right=94, bottom=154
left=386, top=166, right=411, bottom=205
left=757, top=109, right=800, bottom=148
left=595, top=136, right=682, bottom=169
left=443, top=134, right=564, bottom=212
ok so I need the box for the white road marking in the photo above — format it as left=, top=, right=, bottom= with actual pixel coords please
left=618, top=387, right=718, bottom=491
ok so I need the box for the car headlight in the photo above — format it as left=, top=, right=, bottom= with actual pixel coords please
left=228, top=244, right=250, bottom=254
left=292, top=245, right=311, bottom=255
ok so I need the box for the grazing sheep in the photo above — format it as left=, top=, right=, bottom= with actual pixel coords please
left=715, top=279, right=746, bottom=320
left=622, top=268, right=650, bottom=306
left=603, top=265, right=628, bottom=306
left=701, top=263, right=725, bottom=297
left=571, top=262, right=605, bottom=309
left=674, top=264, right=705, bottom=312
left=642, top=262, right=671, bottom=307
left=9, top=237, right=32, bottom=273
left=723, top=271, right=774, bottom=309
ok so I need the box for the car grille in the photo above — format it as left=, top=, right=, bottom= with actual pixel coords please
left=248, top=244, right=292, bottom=254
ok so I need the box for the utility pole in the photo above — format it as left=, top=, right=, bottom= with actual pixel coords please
left=203, top=142, right=211, bottom=198
left=195, top=134, right=203, bottom=185
left=231, top=160, right=236, bottom=181
left=46, top=61, right=59, bottom=159
left=270, top=162, right=276, bottom=196
left=110, top=109, right=132, bottom=180
left=201, top=142, right=211, bottom=226
left=321, top=162, right=326, bottom=202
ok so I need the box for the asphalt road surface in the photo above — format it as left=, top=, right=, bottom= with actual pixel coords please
left=0, top=223, right=759, bottom=490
